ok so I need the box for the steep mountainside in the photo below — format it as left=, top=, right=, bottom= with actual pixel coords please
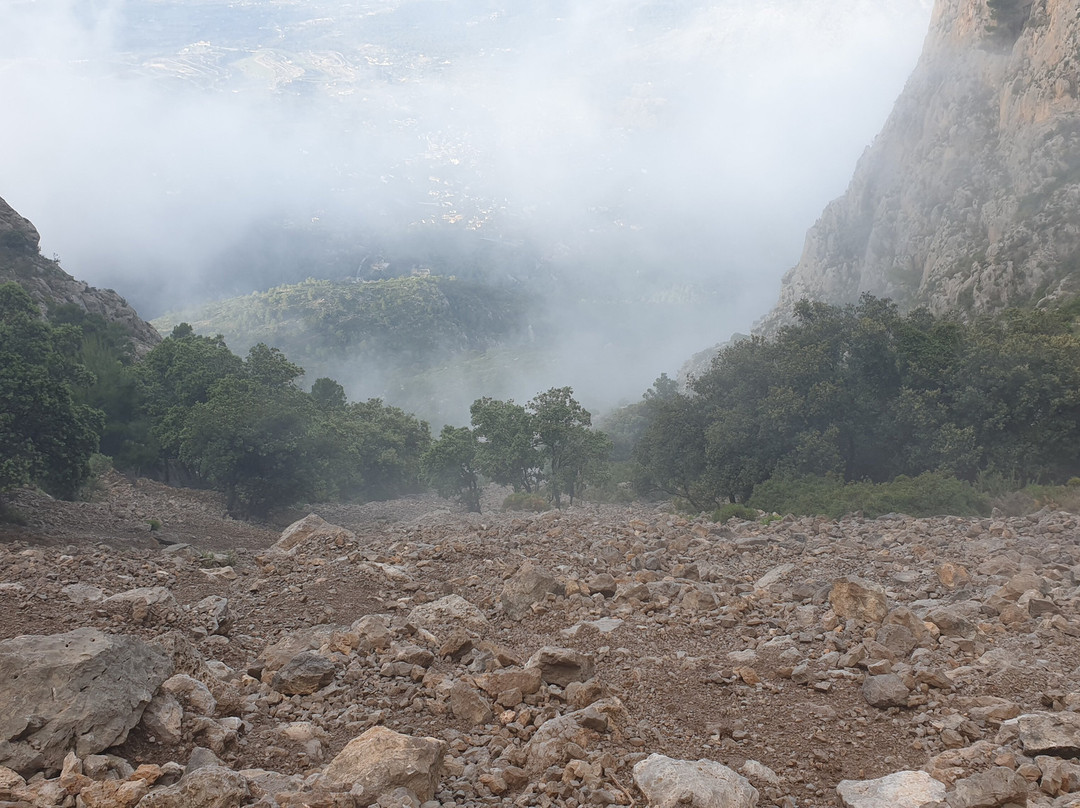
left=0, top=196, right=160, bottom=353
left=758, top=0, right=1080, bottom=333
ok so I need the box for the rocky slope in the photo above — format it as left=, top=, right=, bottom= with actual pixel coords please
left=758, top=0, right=1080, bottom=334
left=0, top=196, right=160, bottom=354
left=2, top=479, right=1080, bottom=806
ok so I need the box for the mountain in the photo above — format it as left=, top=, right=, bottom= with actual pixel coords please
left=0, top=196, right=160, bottom=354
left=757, top=0, right=1080, bottom=333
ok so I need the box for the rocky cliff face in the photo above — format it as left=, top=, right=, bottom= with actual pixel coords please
left=758, top=0, right=1080, bottom=333
left=0, top=195, right=160, bottom=354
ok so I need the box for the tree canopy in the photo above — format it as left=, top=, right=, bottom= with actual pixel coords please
left=634, top=295, right=1080, bottom=509
left=0, top=283, right=103, bottom=500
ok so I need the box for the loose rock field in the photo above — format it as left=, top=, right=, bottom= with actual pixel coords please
left=2, top=478, right=1080, bottom=807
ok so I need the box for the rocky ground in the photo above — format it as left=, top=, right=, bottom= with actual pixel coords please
left=2, top=475, right=1080, bottom=807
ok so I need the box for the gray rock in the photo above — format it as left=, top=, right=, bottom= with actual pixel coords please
left=0, top=628, right=172, bottom=776
left=407, top=594, right=488, bottom=632
left=448, top=682, right=492, bottom=725
left=837, top=770, right=947, bottom=807
left=1015, top=712, right=1080, bottom=757
left=271, top=513, right=357, bottom=554
left=524, top=703, right=616, bottom=776
left=587, top=573, right=617, bottom=597
left=60, top=583, right=104, bottom=604
left=270, top=651, right=337, bottom=696
left=861, top=673, right=911, bottom=708
left=947, top=766, right=1028, bottom=807
left=162, top=674, right=217, bottom=717
left=1035, top=755, right=1080, bottom=796
left=526, top=646, right=595, bottom=687
left=927, top=607, right=977, bottom=639
left=875, top=623, right=919, bottom=658
left=186, top=746, right=227, bottom=772
left=103, top=585, right=177, bottom=608
left=193, top=595, right=232, bottom=636
left=139, top=689, right=183, bottom=745
left=633, top=753, right=759, bottom=807
left=501, top=562, right=561, bottom=620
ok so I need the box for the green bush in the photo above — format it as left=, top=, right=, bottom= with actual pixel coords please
left=502, top=491, right=548, bottom=512
left=748, top=472, right=990, bottom=519
left=712, top=503, right=758, bottom=523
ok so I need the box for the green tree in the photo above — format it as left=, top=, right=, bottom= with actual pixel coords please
left=631, top=378, right=714, bottom=508
left=529, top=387, right=609, bottom=507
left=137, top=325, right=244, bottom=480
left=470, top=397, right=541, bottom=492
left=634, top=295, right=1080, bottom=509
left=0, top=283, right=104, bottom=501
left=323, top=399, right=431, bottom=501
left=422, top=425, right=482, bottom=512
left=177, top=344, right=316, bottom=518
left=310, top=377, right=347, bottom=410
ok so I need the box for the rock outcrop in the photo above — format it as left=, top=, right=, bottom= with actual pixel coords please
left=0, top=194, right=160, bottom=354
left=0, top=628, right=172, bottom=775
left=759, top=0, right=1080, bottom=333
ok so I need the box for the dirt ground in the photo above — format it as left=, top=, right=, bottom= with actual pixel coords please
left=2, top=474, right=1079, bottom=807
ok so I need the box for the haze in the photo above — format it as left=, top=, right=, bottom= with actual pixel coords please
left=0, top=0, right=934, bottom=420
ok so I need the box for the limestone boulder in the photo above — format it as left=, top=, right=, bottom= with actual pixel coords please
left=0, top=629, right=172, bottom=776
left=1014, top=712, right=1080, bottom=757
left=829, top=577, right=889, bottom=624
left=500, top=562, right=561, bottom=620
left=138, top=765, right=251, bottom=808
left=271, top=513, right=357, bottom=554
left=407, top=594, right=488, bottom=633
left=270, top=652, right=337, bottom=696
left=861, top=673, right=911, bottom=708
left=525, top=646, right=595, bottom=687
left=633, top=753, right=759, bottom=808
left=947, top=766, right=1028, bottom=807
left=320, top=726, right=445, bottom=805
left=836, top=770, right=946, bottom=807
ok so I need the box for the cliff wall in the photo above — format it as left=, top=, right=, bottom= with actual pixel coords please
left=0, top=195, right=160, bottom=354
left=758, top=0, right=1080, bottom=333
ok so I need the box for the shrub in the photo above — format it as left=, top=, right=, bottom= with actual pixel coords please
left=712, top=503, right=758, bottom=523
left=995, top=483, right=1080, bottom=515
left=502, top=491, right=548, bottom=512
left=749, top=472, right=990, bottom=519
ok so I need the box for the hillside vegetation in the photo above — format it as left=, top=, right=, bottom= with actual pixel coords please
left=9, top=269, right=1080, bottom=527
left=630, top=295, right=1080, bottom=513
left=154, top=275, right=532, bottom=374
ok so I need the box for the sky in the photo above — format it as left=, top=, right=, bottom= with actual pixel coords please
left=0, top=0, right=935, bottom=415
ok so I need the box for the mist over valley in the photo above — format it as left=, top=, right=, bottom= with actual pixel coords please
left=0, top=0, right=934, bottom=420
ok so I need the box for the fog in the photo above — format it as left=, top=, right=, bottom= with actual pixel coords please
left=0, top=0, right=933, bottom=421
